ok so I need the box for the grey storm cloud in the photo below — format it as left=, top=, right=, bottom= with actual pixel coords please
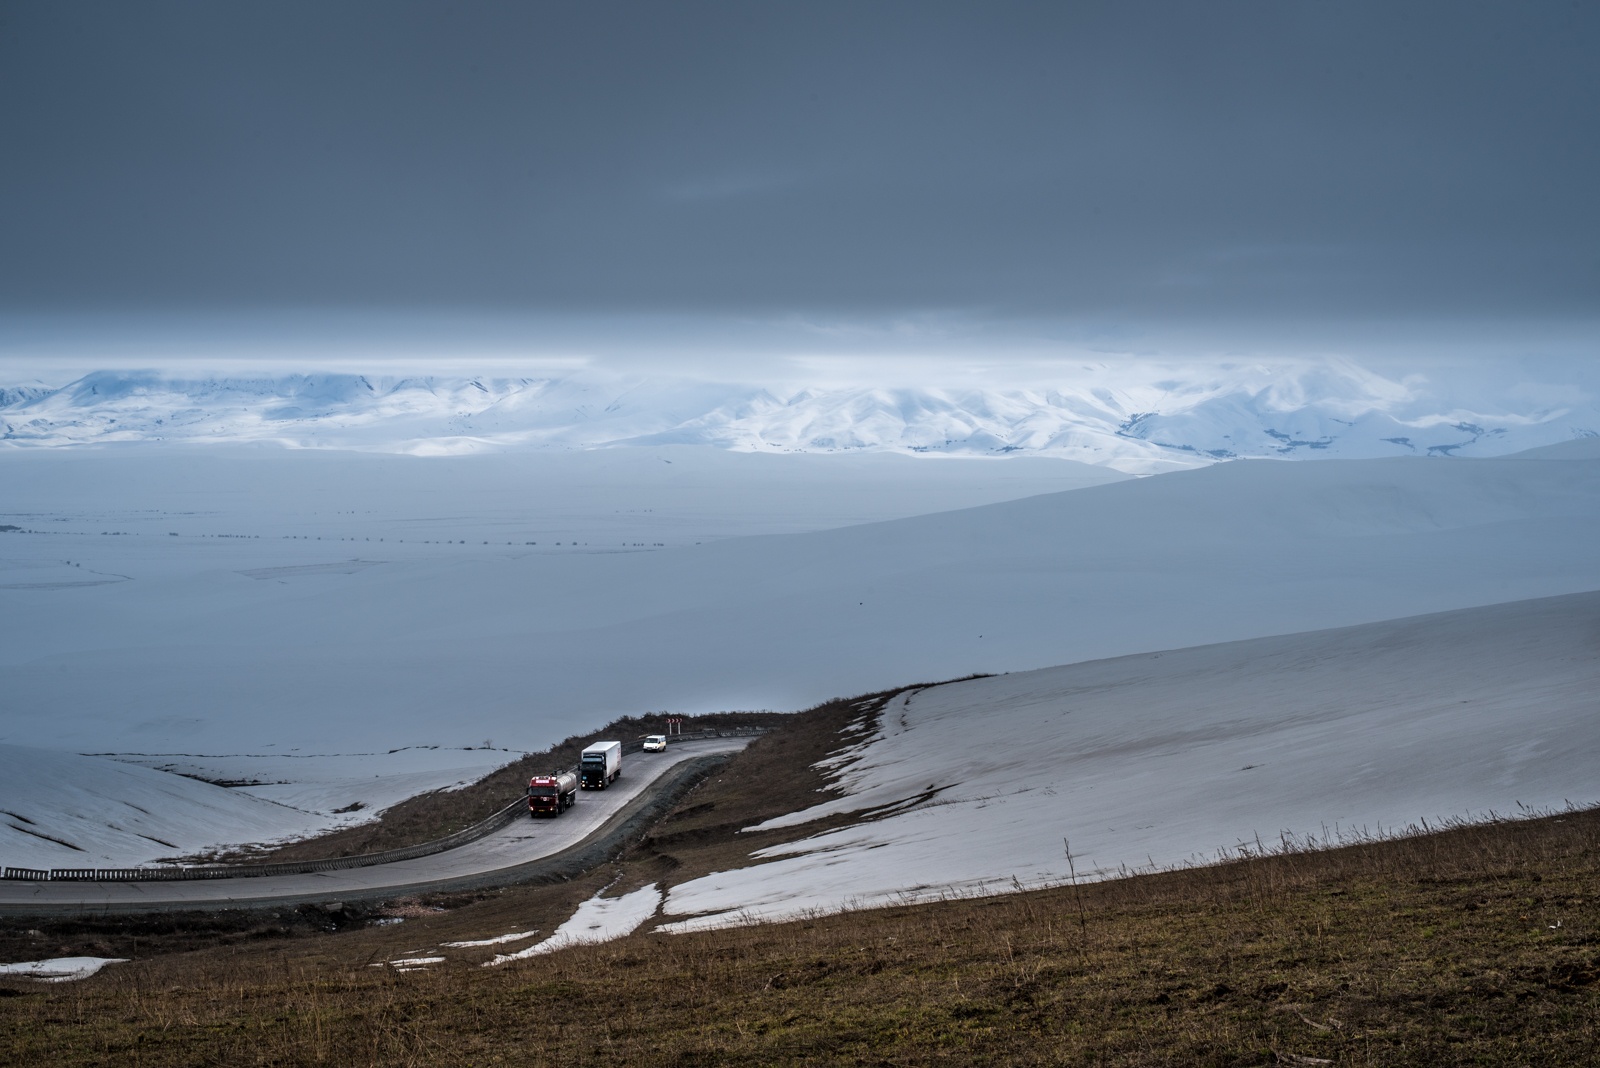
left=1, top=0, right=1597, bottom=326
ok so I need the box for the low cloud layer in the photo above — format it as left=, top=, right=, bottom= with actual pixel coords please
left=2, top=1, right=1596, bottom=356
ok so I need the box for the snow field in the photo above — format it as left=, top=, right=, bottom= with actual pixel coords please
left=0, top=957, right=127, bottom=983
left=0, top=444, right=1112, bottom=862
left=108, top=748, right=524, bottom=821
left=4, top=441, right=1599, bottom=891
left=0, top=745, right=523, bottom=870
left=3, top=447, right=1599, bottom=759
left=485, top=884, right=662, bottom=965
left=660, top=591, right=1600, bottom=930
left=0, top=442, right=1120, bottom=556
left=0, top=746, right=347, bottom=869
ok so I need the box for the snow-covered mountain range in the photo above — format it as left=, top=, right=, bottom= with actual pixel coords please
left=4, top=362, right=1595, bottom=471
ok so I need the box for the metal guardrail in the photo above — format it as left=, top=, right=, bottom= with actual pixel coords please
left=1, top=728, right=765, bottom=883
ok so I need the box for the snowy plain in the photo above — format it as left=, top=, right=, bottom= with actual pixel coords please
left=660, top=590, right=1600, bottom=930
left=3, top=441, right=1599, bottom=762
left=3, top=433, right=1599, bottom=882
left=0, top=444, right=1115, bottom=863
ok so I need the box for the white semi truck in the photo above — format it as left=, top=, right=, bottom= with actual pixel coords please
left=579, top=740, right=622, bottom=789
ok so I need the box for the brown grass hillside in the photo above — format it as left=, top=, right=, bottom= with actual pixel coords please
left=3, top=806, right=1597, bottom=1065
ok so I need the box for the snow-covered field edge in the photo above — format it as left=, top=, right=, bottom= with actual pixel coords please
left=652, top=591, right=1600, bottom=934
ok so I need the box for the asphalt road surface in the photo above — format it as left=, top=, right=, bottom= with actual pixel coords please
left=0, top=737, right=750, bottom=914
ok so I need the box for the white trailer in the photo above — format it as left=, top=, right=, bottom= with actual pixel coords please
left=579, top=740, right=622, bottom=789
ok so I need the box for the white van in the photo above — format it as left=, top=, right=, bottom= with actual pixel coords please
left=642, top=734, right=667, bottom=752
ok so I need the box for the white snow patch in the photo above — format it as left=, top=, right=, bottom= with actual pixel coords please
left=661, top=591, right=1600, bottom=931
left=485, top=884, right=661, bottom=964
left=441, top=931, right=540, bottom=948
left=0, top=956, right=127, bottom=982
left=0, top=745, right=348, bottom=869
left=0, top=743, right=520, bottom=869
left=371, top=956, right=446, bottom=970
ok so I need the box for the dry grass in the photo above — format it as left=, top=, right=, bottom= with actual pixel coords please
left=3, top=807, right=1598, bottom=1066
left=3, top=685, right=1596, bottom=1065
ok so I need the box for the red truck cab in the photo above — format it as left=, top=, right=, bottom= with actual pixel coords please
left=527, top=771, right=578, bottom=816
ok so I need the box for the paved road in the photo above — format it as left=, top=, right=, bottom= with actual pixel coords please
left=0, top=737, right=749, bottom=914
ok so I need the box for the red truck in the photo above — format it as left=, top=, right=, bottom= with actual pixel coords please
left=526, top=771, right=578, bottom=817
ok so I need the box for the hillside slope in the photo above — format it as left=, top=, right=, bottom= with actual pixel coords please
left=661, top=590, right=1600, bottom=929
left=0, top=746, right=331, bottom=868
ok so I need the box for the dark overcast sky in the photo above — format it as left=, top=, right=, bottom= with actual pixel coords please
left=1, top=0, right=1597, bottom=357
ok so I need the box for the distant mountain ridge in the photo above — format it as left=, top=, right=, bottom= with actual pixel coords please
left=3, top=365, right=1595, bottom=471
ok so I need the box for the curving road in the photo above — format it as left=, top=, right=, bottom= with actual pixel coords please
left=0, top=737, right=750, bottom=915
